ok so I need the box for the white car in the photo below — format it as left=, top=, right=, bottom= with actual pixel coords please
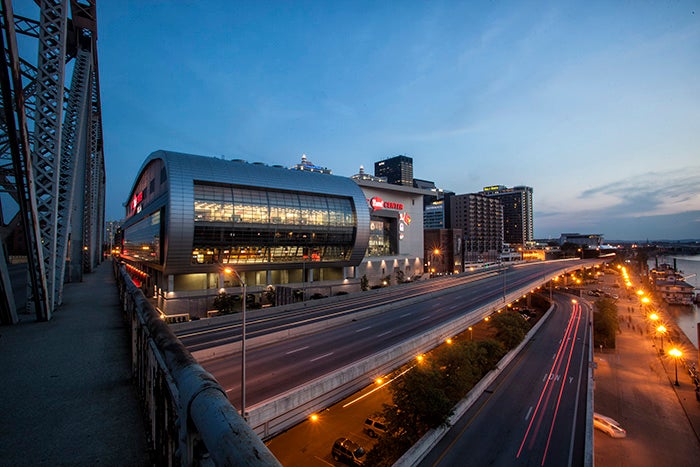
left=593, top=413, right=627, bottom=438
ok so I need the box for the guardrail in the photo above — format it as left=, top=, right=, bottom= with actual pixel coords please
left=113, top=260, right=281, bottom=466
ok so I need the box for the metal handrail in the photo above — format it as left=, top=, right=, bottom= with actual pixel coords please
left=113, top=260, right=280, bottom=466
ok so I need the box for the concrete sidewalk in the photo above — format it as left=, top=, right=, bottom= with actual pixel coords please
left=0, top=260, right=150, bottom=465
left=593, top=286, right=700, bottom=466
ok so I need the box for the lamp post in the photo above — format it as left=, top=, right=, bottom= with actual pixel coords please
left=468, top=326, right=473, bottom=341
left=225, top=267, right=247, bottom=420
left=657, top=324, right=666, bottom=354
left=669, top=348, right=682, bottom=386
left=648, top=312, right=658, bottom=335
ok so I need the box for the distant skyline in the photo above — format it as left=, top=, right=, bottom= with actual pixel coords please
left=18, top=1, right=699, bottom=240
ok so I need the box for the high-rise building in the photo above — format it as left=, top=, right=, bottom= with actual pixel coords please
left=450, top=193, right=503, bottom=263
left=374, top=155, right=413, bottom=186
left=480, top=185, right=533, bottom=247
left=424, top=201, right=445, bottom=228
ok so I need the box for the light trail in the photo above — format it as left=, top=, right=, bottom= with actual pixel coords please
left=516, top=301, right=580, bottom=459
left=541, top=302, right=582, bottom=465
left=341, top=365, right=415, bottom=408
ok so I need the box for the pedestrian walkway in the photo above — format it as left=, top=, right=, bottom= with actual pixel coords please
left=593, top=283, right=700, bottom=466
left=0, top=260, right=150, bottom=466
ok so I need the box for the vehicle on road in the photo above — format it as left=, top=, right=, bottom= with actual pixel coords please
left=332, top=437, right=366, bottom=465
left=593, top=413, right=627, bottom=438
left=363, top=416, right=387, bottom=438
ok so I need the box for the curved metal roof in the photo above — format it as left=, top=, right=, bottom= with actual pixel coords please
left=126, top=150, right=370, bottom=272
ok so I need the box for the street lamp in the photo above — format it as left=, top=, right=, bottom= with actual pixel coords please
left=657, top=325, right=667, bottom=354
left=669, top=347, right=682, bottom=386
left=225, top=267, right=247, bottom=420
left=468, top=326, right=473, bottom=340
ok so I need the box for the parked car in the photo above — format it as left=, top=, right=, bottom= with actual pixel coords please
left=363, top=416, right=387, bottom=438
left=332, top=437, right=366, bottom=465
left=593, top=413, right=627, bottom=438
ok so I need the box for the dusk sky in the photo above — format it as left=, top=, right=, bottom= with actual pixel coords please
left=27, top=1, right=700, bottom=240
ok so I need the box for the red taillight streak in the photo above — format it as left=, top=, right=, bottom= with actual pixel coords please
left=541, top=304, right=582, bottom=465
left=516, top=303, right=580, bottom=458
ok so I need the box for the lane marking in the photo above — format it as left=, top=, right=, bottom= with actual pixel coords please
left=355, top=326, right=372, bottom=333
left=377, top=330, right=392, bottom=337
left=525, top=406, right=533, bottom=421
left=285, top=346, right=309, bottom=355
left=401, top=312, right=412, bottom=317
left=310, top=352, right=334, bottom=362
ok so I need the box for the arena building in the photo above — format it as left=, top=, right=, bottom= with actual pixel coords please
left=351, top=178, right=428, bottom=286
left=119, top=150, right=371, bottom=317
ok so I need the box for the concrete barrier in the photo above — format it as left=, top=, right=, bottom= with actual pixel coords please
left=246, top=280, right=546, bottom=439
left=395, top=302, right=557, bottom=466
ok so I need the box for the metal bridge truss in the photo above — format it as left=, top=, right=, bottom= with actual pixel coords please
left=0, top=0, right=104, bottom=323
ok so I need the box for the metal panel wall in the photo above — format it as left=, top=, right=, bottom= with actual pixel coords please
left=122, top=151, right=371, bottom=276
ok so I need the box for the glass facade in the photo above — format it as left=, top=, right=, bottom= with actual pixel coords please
left=367, top=218, right=396, bottom=256
left=122, top=210, right=161, bottom=263
left=192, top=183, right=357, bottom=264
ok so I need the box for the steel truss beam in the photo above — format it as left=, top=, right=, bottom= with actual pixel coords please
left=0, top=0, right=104, bottom=321
left=0, top=0, right=51, bottom=320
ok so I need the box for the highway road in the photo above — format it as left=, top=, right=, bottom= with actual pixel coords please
left=193, top=260, right=599, bottom=410
left=177, top=268, right=499, bottom=352
left=418, top=294, right=592, bottom=467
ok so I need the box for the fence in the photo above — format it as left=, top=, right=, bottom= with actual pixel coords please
left=113, top=260, right=280, bottom=466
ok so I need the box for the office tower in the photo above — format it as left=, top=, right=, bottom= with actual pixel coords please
left=480, top=185, right=533, bottom=247
left=450, top=193, right=503, bottom=262
left=374, top=155, right=413, bottom=186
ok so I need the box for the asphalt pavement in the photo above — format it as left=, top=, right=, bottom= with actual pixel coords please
left=0, top=259, right=150, bottom=466
left=592, top=272, right=700, bottom=466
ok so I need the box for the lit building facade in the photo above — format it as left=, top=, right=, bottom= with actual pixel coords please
left=424, top=201, right=445, bottom=228
left=374, top=155, right=414, bottom=187
left=353, top=179, right=428, bottom=286
left=480, top=185, right=534, bottom=247
left=119, top=151, right=370, bottom=317
left=450, top=193, right=504, bottom=263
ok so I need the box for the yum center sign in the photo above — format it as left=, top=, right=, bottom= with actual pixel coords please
left=369, top=196, right=404, bottom=211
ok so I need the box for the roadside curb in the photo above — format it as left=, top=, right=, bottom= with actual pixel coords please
left=395, top=302, right=557, bottom=466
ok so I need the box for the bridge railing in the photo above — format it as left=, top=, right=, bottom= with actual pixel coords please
left=113, top=260, right=281, bottom=466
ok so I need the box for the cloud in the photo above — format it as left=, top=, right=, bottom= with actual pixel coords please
left=580, top=167, right=700, bottom=218
left=535, top=166, right=700, bottom=240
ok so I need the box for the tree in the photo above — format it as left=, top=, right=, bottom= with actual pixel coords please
left=360, top=274, right=369, bottom=291
left=262, top=285, right=276, bottom=306
left=388, top=364, right=453, bottom=440
left=396, top=270, right=405, bottom=284
left=473, top=339, right=506, bottom=373
left=593, top=298, right=619, bottom=349
left=490, top=311, right=532, bottom=349
left=433, top=341, right=481, bottom=402
left=212, top=292, right=236, bottom=314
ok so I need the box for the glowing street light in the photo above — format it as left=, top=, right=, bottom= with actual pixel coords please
left=657, top=325, right=667, bottom=353
left=468, top=326, right=473, bottom=340
left=669, top=348, right=682, bottom=386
